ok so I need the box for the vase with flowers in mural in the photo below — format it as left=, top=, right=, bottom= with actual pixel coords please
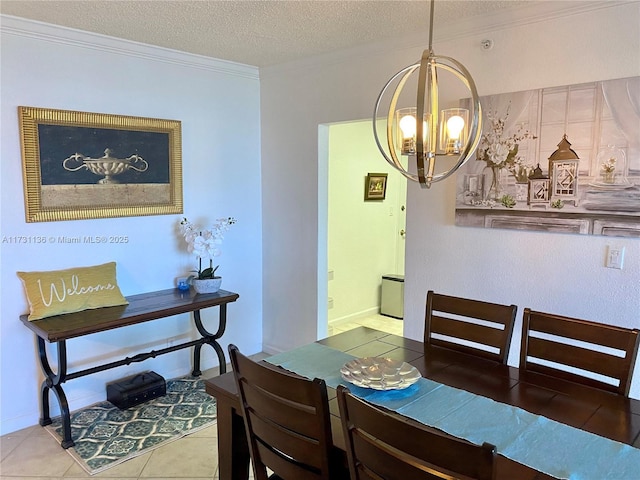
left=601, top=156, right=616, bottom=184
left=485, top=165, right=505, bottom=200
left=476, top=107, right=536, bottom=201
left=594, top=145, right=630, bottom=187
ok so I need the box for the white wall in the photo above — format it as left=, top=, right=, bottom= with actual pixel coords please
left=0, top=17, right=263, bottom=434
left=260, top=2, right=640, bottom=396
left=327, top=120, right=403, bottom=323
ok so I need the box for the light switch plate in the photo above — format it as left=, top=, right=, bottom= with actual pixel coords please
left=605, top=246, right=624, bottom=269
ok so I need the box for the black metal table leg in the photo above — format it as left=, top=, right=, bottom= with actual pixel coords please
left=192, top=305, right=228, bottom=376
left=37, top=337, right=74, bottom=448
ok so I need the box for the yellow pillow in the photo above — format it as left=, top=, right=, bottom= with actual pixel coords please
left=18, top=262, right=128, bottom=321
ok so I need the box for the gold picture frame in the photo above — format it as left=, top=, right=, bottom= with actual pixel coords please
left=19, top=106, right=182, bottom=222
left=364, top=173, right=387, bottom=201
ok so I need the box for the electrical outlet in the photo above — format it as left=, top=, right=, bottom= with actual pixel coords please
left=328, top=297, right=334, bottom=309
left=605, top=245, right=625, bottom=269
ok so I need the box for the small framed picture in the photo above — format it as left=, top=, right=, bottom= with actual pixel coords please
left=364, top=173, right=388, bottom=201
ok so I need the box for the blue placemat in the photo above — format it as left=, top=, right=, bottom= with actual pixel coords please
left=266, top=343, right=640, bottom=480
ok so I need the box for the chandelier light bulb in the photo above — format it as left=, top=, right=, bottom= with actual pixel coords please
left=399, top=115, right=416, bottom=138
left=396, top=112, right=430, bottom=155
left=440, top=109, right=469, bottom=155
left=446, top=115, right=465, bottom=140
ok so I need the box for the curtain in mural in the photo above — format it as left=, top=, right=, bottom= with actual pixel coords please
left=601, top=77, right=640, bottom=175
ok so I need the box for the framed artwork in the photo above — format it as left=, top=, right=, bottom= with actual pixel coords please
left=364, top=173, right=387, bottom=201
left=19, top=106, right=182, bottom=222
left=454, top=76, right=640, bottom=237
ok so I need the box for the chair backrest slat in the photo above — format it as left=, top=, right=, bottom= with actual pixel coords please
left=520, top=309, right=640, bottom=396
left=431, top=315, right=507, bottom=349
left=242, top=381, right=320, bottom=440
left=229, top=344, right=339, bottom=480
left=337, top=385, right=497, bottom=480
left=425, top=291, right=517, bottom=364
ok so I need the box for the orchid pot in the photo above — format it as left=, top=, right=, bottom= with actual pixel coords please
left=191, top=277, right=222, bottom=294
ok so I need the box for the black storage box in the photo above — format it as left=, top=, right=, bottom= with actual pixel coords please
left=106, top=371, right=166, bottom=409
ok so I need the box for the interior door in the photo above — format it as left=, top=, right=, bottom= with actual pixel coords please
left=395, top=173, right=407, bottom=275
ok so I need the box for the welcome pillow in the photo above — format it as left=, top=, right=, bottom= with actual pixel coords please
left=18, top=262, right=128, bottom=321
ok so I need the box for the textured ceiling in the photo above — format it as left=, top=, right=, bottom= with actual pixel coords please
left=0, top=0, right=532, bottom=67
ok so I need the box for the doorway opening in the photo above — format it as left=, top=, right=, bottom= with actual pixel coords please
left=318, top=120, right=406, bottom=339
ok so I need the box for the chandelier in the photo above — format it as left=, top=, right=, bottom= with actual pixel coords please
left=373, top=0, right=482, bottom=188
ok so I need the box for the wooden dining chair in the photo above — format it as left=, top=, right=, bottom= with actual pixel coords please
left=520, top=309, right=640, bottom=396
left=424, top=290, right=517, bottom=364
left=228, top=344, right=345, bottom=480
left=336, top=385, right=497, bottom=480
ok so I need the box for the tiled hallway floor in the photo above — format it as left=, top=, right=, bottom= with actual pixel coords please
left=0, top=316, right=402, bottom=479
left=328, top=313, right=403, bottom=337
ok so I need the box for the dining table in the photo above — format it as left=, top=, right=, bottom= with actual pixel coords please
left=204, top=326, right=640, bottom=480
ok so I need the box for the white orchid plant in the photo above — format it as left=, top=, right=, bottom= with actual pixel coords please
left=179, top=216, right=236, bottom=280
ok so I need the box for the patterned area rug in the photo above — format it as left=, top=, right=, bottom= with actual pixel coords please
left=45, top=376, right=217, bottom=475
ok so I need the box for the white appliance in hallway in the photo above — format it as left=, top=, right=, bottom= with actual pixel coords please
left=381, top=274, right=404, bottom=319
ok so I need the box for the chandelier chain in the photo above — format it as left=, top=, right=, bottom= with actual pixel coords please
left=428, top=0, right=435, bottom=52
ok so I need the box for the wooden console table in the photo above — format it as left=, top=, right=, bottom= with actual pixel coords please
left=20, top=288, right=239, bottom=448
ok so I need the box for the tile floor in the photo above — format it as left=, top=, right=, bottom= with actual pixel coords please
left=328, top=313, right=403, bottom=337
left=0, top=315, right=401, bottom=479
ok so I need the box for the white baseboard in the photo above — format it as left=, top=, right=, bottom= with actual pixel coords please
left=328, top=307, right=380, bottom=327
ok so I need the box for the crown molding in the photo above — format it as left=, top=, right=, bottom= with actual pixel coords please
left=438, top=0, right=636, bottom=40
left=0, top=15, right=259, bottom=81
